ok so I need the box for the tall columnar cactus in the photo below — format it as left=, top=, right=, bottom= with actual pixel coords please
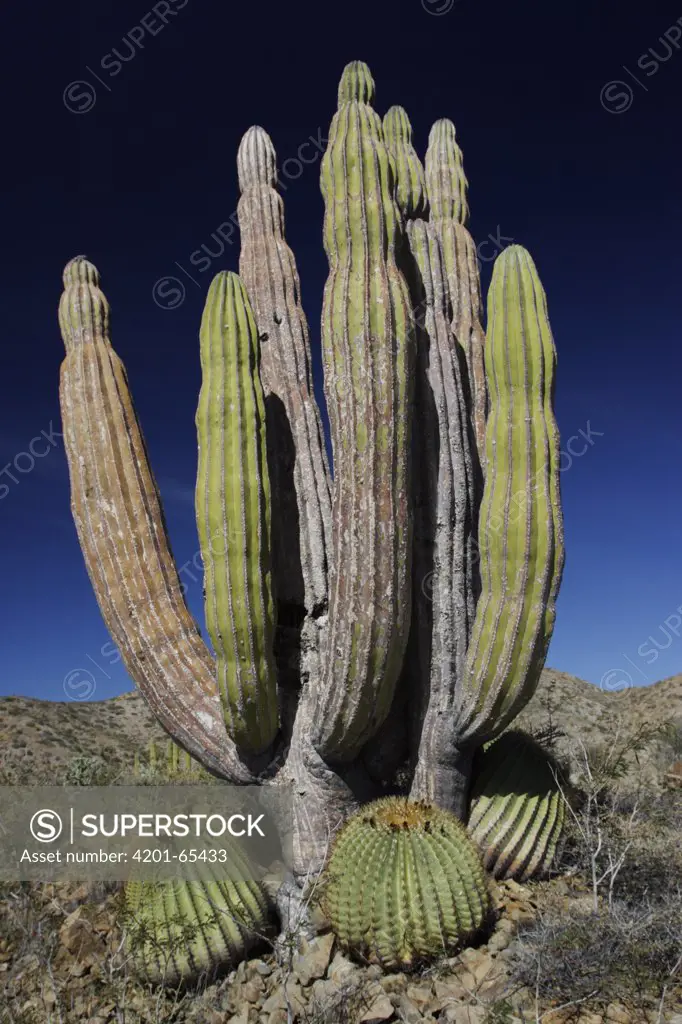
left=425, top=120, right=488, bottom=467
left=383, top=106, right=478, bottom=807
left=196, top=271, right=279, bottom=755
left=58, top=258, right=252, bottom=784
left=237, top=126, right=332, bottom=697
left=467, top=730, right=566, bottom=881
left=322, top=797, right=491, bottom=969
left=58, top=59, right=566, bottom=980
left=313, top=62, right=415, bottom=761
left=453, top=246, right=564, bottom=746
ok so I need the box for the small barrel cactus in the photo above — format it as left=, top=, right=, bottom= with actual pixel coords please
left=124, top=862, right=275, bottom=985
left=467, top=730, right=566, bottom=881
left=322, top=797, right=492, bottom=969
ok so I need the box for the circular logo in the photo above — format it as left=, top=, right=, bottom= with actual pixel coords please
left=600, top=81, right=634, bottom=115
left=30, top=809, right=63, bottom=843
left=599, top=668, right=633, bottom=692
left=152, top=276, right=186, bottom=310
left=63, top=668, right=96, bottom=701
left=421, top=0, right=456, bottom=13
left=63, top=80, right=97, bottom=115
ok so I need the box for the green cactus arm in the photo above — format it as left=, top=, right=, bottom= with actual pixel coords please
left=382, top=106, right=477, bottom=811
left=454, top=245, right=565, bottom=744
left=425, top=120, right=487, bottom=465
left=467, top=730, right=566, bottom=880
left=57, top=257, right=255, bottom=784
left=196, top=271, right=279, bottom=755
left=382, top=106, right=428, bottom=221
left=237, top=125, right=333, bottom=691
left=312, top=61, right=415, bottom=761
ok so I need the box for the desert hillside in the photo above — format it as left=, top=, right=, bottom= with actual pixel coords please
left=1, top=668, right=680, bottom=784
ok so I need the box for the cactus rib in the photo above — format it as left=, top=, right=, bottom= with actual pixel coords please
left=237, top=125, right=332, bottom=693
left=454, top=246, right=565, bottom=743
left=313, top=62, right=415, bottom=761
left=196, top=271, right=279, bottom=755
left=58, top=257, right=253, bottom=783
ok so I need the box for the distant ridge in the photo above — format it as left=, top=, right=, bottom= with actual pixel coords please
left=1, top=669, right=680, bottom=783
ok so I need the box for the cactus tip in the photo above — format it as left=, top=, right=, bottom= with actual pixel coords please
left=337, top=60, right=375, bottom=107
left=383, top=105, right=412, bottom=143
left=237, top=125, right=277, bottom=192
left=63, top=256, right=100, bottom=288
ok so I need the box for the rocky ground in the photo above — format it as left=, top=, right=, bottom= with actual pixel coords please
left=1, top=670, right=681, bottom=1023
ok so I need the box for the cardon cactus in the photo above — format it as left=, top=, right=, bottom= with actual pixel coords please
left=322, top=796, right=491, bottom=969
left=57, top=59, right=565, bottom=979
left=467, top=730, right=566, bottom=881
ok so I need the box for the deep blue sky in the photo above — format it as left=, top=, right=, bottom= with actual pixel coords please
left=1, top=0, right=681, bottom=703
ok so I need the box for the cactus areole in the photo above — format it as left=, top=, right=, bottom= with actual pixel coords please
left=57, top=60, right=565, bottom=978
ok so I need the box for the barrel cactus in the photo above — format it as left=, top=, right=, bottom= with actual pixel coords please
left=322, top=796, right=492, bottom=969
left=56, top=58, right=565, bottom=980
left=467, top=730, right=566, bottom=881
left=124, top=868, right=275, bottom=984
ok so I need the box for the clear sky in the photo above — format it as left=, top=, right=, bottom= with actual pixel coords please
left=1, top=0, right=681, bottom=702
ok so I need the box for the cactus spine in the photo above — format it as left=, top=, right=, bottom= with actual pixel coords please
left=196, top=271, right=279, bottom=755
left=467, top=730, right=566, bottom=880
left=323, top=797, right=491, bottom=969
left=314, top=62, right=415, bottom=761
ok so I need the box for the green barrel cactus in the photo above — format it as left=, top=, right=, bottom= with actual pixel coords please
left=124, top=865, right=275, bottom=985
left=57, top=59, right=566, bottom=981
left=322, top=797, right=491, bottom=969
left=467, top=730, right=566, bottom=881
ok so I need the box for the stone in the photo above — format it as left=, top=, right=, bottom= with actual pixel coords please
left=59, top=907, right=104, bottom=958
left=328, top=950, right=359, bottom=984
left=432, top=977, right=471, bottom=1010
left=380, top=973, right=409, bottom=996
left=406, top=982, right=435, bottom=1011
left=241, top=979, right=264, bottom=1003
left=358, top=984, right=396, bottom=1022
left=393, top=993, right=424, bottom=1023
left=605, top=1003, right=631, bottom=1023
left=293, top=932, right=335, bottom=986
left=437, top=1004, right=487, bottom=1024
left=249, top=958, right=273, bottom=977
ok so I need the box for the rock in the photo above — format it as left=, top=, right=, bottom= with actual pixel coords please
left=605, top=1003, right=631, bottom=1023
left=380, top=973, right=409, bottom=996
left=227, top=1008, right=258, bottom=1024
left=241, top=979, right=264, bottom=1003
left=438, top=1004, right=487, bottom=1024
left=393, top=993, right=424, bottom=1023
left=358, top=983, right=396, bottom=1022
left=250, top=958, right=273, bottom=977
left=406, top=982, right=434, bottom=1011
left=432, top=977, right=472, bottom=1010
left=328, top=950, right=359, bottom=984
left=59, top=907, right=104, bottom=958
left=293, top=932, right=335, bottom=985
